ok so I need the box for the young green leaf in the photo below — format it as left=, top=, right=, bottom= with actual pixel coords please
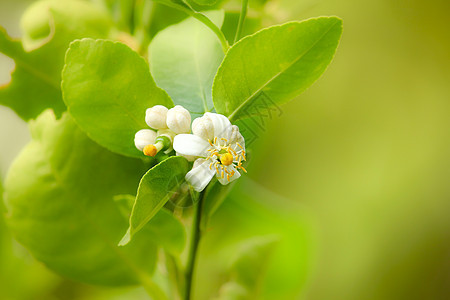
left=114, top=195, right=186, bottom=254
left=200, top=179, right=235, bottom=231
left=62, top=39, right=173, bottom=158
left=149, top=10, right=224, bottom=116
left=3, top=110, right=164, bottom=287
left=119, top=156, right=190, bottom=246
left=198, top=178, right=313, bottom=299
left=190, top=0, right=219, bottom=6
left=216, top=236, right=279, bottom=299
left=213, top=17, right=343, bottom=121
left=0, top=0, right=112, bottom=121
left=229, top=236, right=278, bottom=291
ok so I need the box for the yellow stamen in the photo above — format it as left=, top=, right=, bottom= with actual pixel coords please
left=241, top=151, right=246, bottom=161
left=220, top=153, right=234, bottom=166
left=238, top=166, right=247, bottom=173
left=143, top=144, right=157, bottom=157
left=227, top=174, right=231, bottom=181
left=236, top=142, right=243, bottom=149
left=215, top=163, right=220, bottom=175
left=208, top=139, right=213, bottom=146
left=143, top=141, right=165, bottom=157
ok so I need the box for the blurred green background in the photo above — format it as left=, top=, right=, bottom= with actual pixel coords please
left=1, top=0, right=449, bottom=299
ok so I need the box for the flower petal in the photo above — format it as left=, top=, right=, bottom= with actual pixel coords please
left=230, top=126, right=245, bottom=152
left=204, top=112, right=232, bottom=140
left=217, top=165, right=241, bottom=185
left=173, top=134, right=209, bottom=157
left=186, top=160, right=216, bottom=192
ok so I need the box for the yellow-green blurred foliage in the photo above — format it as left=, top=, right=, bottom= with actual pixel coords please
left=250, top=0, right=450, bottom=299
left=1, top=0, right=449, bottom=299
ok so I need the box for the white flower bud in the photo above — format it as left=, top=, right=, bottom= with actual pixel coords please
left=192, top=115, right=214, bottom=141
left=134, top=129, right=157, bottom=151
left=145, top=105, right=168, bottom=129
left=166, top=105, right=191, bottom=134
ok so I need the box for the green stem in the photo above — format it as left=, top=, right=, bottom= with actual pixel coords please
left=234, top=0, right=249, bottom=44
left=184, top=191, right=206, bottom=300
left=156, top=1, right=229, bottom=53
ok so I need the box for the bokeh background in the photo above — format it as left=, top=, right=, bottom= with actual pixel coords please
left=1, top=0, right=449, bottom=299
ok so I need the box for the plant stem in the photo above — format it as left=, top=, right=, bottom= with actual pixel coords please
left=156, top=1, right=229, bottom=53
left=184, top=191, right=206, bottom=300
left=234, top=0, right=249, bottom=44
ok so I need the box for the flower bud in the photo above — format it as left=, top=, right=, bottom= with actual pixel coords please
left=166, top=105, right=191, bottom=134
left=192, top=116, right=214, bottom=141
left=145, top=105, right=168, bottom=129
left=134, top=129, right=156, bottom=151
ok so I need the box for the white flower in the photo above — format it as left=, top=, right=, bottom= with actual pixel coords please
left=166, top=105, right=191, bottom=134
left=145, top=105, right=168, bottom=129
left=173, top=112, right=246, bottom=192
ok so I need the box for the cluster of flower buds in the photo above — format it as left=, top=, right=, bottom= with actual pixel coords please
left=134, top=105, right=191, bottom=157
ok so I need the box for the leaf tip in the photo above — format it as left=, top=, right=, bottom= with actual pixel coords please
left=118, top=228, right=131, bottom=246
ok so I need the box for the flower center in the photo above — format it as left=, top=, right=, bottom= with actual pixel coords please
left=205, top=137, right=247, bottom=182
left=220, top=153, right=233, bottom=166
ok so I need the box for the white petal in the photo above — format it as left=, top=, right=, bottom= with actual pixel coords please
left=134, top=129, right=156, bottom=151
left=173, top=134, right=209, bottom=157
left=186, top=160, right=215, bottom=192
left=204, top=112, right=232, bottom=140
left=230, top=125, right=245, bottom=151
left=193, top=158, right=206, bottom=169
left=217, top=165, right=241, bottom=185
left=176, top=152, right=197, bottom=162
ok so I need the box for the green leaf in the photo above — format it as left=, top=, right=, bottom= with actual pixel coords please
left=114, top=195, right=186, bottom=254
left=119, top=156, right=190, bottom=245
left=216, top=236, right=279, bottom=300
left=212, top=17, right=343, bottom=121
left=149, top=10, right=224, bottom=116
left=198, top=178, right=313, bottom=300
left=200, top=179, right=235, bottom=231
left=229, top=236, right=278, bottom=291
left=3, top=110, right=162, bottom=287
left=190, top=0, right=219, bottom=6
left=153, top=0, right=192, bottom=11
left=62, top=39, right=173, bottom=158
left=0, top=0, right=112, bottom=120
